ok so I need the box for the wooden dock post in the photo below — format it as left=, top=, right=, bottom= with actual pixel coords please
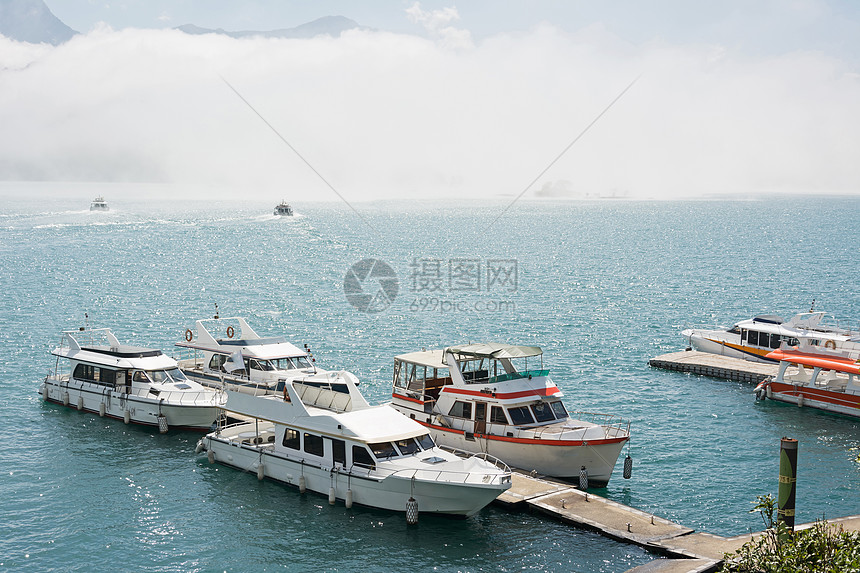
left=778, top=437, right=798, bottom=532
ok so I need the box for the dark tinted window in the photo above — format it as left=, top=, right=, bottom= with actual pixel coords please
left=369, top=442, right=398, bottom=459
left=331, top=439, right=346, bottom=465
left=531, top=402, right=555, bottom=422
left=549, top=401, right=568, bottom=420
left=508, top=406, right=535, bottom=425
left=282, top=428, right=300, bottom=449
left=352, top=445, right=375, bottom=469
left=304, top=433, right=324, bottom=457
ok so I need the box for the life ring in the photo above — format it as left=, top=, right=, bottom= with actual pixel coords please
left=825, top=340, right=837, bottom=350
left=226, top=326, right=235, bottom=338
left=185, top=329, right=193, bottom=342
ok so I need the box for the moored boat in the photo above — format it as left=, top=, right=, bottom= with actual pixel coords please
left=175, top=317, right=317, bottom=394
left=682, top=310, right=860, bottom=363
left=197, top=373, right=512, bottom=518
left=754, top=341, right=860, bottom=418
left=40, top=327, right=224, bottom=431
left=389, top=343, right=631, bottom=486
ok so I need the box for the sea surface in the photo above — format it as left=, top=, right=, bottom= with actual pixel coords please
left=2, top=185, right=859, bottom=572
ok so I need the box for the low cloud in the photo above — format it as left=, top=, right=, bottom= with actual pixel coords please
left=1, top=16, right=859, bottom=200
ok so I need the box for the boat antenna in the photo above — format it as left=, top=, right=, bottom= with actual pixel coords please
left=809, top=299, right=816, bottom=313
left=214, top=303, right=220, bottom=320
left=84, top=312, right=89, bottom=331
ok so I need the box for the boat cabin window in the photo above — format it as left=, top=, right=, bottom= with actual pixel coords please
left=292, top=356, right=312, bottom=370
left=209, top=354, right=227, bottom=371
left=531, top=402, right=555, bottom=422
left=132, top=370, right=150, bottom=383
left=303, top=433, right=324, bottom=457
left=416, top=434, right=435, bottom=450
left=727, top=325, right=741, bottom=335
left=73, top=364, right=117, bottom=387
left=508, top=406, right=535, bottom=425
left=282, top=428, right=300, bottom=450
left=331, top=438, right=346, bottom=466
left=352, top=445, right=376, bottom=469
left=369, top=441, right=399, bottom=460
left=549, top=401, right=568, bottom=420
left=449, top=401, right=472, bottom=419
left=394, top=438, right=421, bottom=456
left=490, top=406, right=507, bottom=424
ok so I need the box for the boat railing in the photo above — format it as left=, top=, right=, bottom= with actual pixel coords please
left=117, top=386, right=223, bottom=406
left=443, top=412, right=629, bottom=441
left=437, top=445, right=511, bottom=474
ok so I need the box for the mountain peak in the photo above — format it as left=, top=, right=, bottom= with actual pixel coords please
left=0, top=0, right=77, bottom=45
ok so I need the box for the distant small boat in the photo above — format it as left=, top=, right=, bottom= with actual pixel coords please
left=90, top=196, right=109, bottom=211
left=273, top=201, right=293, bottom=216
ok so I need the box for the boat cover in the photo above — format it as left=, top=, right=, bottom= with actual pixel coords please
left=444, top=343, right=542, bottom=360
left=766, top=349, right=860, bottom=374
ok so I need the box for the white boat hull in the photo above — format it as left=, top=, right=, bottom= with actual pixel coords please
left=683, top=330, right=772, bottom=363
left=422, top=424, right=625, bottom=486
left=201, top=435, right=506, bottom=516
left=40, top=376, right=219, bottom=430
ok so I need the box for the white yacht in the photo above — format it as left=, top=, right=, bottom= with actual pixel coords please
left=90, top=196, right=109, bottom=211
left=682, top=310, right=860, bottom=363
left=40, top=328, right=224, bottom=431
left=175, top=317, right=317, bottom=394
left=197, top=374, right=512, bottom=519
left=273, top=201, right=294, bottom=216
left=389, top=343, right=631, bottom=487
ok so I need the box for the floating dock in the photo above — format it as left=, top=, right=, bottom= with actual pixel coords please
left=496, top=471, right=860, bottom=573
left=648, top=350, right=778, bottom=383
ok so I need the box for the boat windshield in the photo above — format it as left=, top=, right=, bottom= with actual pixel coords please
left=148, top=368, right=188, bottom=384
left=416, top=434, right=435, bottom=450
left=531, top=402, right=555, bottom=422
left=549, top=401, right=568, bottom=420
left=269, top=356, right=313, bottom=371
left=369, top=441, right=400, bottom=459
left=394, top=438, right=422, bottom=456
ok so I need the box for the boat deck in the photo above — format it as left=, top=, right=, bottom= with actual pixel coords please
left=648, top=350, right=778, bottom=383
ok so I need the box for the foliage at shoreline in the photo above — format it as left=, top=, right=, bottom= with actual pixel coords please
left=722, top=495, right=860, bottom=572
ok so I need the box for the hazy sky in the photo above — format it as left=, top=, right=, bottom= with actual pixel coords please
left=1, top=0, right=859, bottom=200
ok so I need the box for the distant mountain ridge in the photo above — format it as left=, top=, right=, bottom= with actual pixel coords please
left=176, top=15, right=365, bottom=39
left=0, top=2, right=362, bottom=46
left=0, top=0, right=76, bottom=45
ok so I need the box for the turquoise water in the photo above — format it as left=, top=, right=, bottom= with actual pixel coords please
left=2, top=188, right=859, bottom=572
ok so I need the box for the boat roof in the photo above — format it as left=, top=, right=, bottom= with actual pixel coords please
left=223, top=390, right=427, bottom=442
left=52, top=329, right=178, bottom=370
left=767, top=348, right=860, bottom=374
left=444, top=343, right=543, bottom=360
left=394, top=349, right=447, bottom=369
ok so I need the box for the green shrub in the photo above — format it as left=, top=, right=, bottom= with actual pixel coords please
left=722, top=494, right=860, bottom=572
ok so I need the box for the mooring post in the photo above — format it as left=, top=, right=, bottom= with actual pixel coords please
left=777, top=437, right=798, bottom=533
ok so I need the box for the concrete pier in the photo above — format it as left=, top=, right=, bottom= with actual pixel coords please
left=648, top=350, right=778, bottom=383
left=494, top=471, right=860, bottom=573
